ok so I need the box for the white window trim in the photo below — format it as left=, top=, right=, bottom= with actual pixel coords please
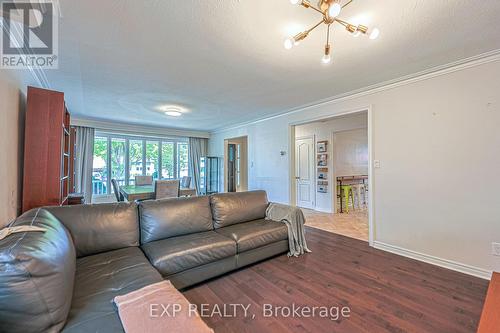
left=93, top=131, right=189, bottom=197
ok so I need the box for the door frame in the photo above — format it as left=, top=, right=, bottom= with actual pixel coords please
left=295, top=134, right=316, bottom=209
left=227, top=143, right=237, bottom=192
left=224, top=136, right=248, bottom=192
left=288, top=105, right=375, bottom=246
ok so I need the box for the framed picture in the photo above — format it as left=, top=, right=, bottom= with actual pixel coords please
left=318, top=172, right=327, bottom=180
left=317, top=154, right=327, bottom=166
left=317, top=141, right=327, bottom=153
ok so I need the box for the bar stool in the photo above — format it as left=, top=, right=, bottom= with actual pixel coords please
left=338, top=185, right=354, bottom=213
left=353, top=184, right=366, bottom=208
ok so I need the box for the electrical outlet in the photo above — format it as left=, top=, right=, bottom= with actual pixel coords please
left=373, top=160, right=381, bottom=169
left=492, top=242, right=500, bottom=256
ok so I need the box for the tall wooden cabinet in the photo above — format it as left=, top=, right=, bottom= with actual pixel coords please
left=22, top=86, right=73, bottom=213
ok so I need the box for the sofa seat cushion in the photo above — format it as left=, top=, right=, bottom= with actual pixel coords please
left=215, top=219, right=288, bottom=253
left=62, top=247, right=162, bottom=333
left=141, top=231, right=236, bottom=276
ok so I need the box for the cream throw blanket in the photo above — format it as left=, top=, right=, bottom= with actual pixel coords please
left=266, top=203, right=311, bottom=257
left=114, top=281, right=213, bottom=333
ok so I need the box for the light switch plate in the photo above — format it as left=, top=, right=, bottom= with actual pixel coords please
left=373, top=160, right=381, bottom=168
left=492, top=242, right=500, bottom=256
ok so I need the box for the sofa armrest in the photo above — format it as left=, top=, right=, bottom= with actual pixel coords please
left=0, top=209, right=76, bottom=333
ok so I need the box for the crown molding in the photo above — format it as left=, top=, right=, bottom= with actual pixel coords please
left=212, top=49, right=500, bottom=134
left=71, top=117, right=210, bottom=139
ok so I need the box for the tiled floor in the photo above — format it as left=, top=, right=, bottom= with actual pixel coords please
left=302, top=208, right=369, bottom=241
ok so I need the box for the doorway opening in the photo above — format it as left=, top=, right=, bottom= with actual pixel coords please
left=224, top=136, right=248, bottom=193
left=290, top=109, right=373, bottom=244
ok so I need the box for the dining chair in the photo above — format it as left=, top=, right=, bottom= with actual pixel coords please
left=154, top=180, right=180, bottom=200
left=135, top=175, right=153, bottom=186
left=181, top=176, right=192, bottom=188
left=111, top=179, right=124, bottom=202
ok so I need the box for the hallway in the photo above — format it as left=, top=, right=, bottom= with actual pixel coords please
left=302, top=208, right=369, bottom=241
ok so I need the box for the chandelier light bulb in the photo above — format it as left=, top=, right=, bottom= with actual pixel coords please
left=321, top=54, right=331, bottom=64
left=369, top=28, right=380, bottom=40
left=284, top=37, right=295, bottom=50
left=290, top=0, right=301, bottom=5
left=328, top=2, right=341, bottom=18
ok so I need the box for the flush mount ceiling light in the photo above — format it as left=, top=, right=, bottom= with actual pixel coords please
left=165, top=110, right=182, bottom=117
left=158, top=105, right=188, bottom=117
left=285, top=0, right=380, bottom=64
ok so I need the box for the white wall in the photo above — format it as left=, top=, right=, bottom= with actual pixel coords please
left=334, top=129, right=368, bottom=176
left=294, top=113, right=368, bottom=212
left=0, top=72, right=25, bottom=227
left=209, top=58, right=500, bottom=277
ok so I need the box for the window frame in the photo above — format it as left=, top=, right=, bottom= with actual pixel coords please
left=93, top=132, right=189, bottom=197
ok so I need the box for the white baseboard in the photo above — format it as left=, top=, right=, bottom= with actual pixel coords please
left=373, top=241, right=492, bottom=280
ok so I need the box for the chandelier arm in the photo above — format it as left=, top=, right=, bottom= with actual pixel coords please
left=334, top=18, right=347, bottom=26
left=326, top=24, right=331, bottom=45
left=342, top=0, right=354, bottom=9
left=307, top=19, right=325, bottom=34
left=308, top=5, right=324, bottom=15
left=334, top=18, right=350, bottom=27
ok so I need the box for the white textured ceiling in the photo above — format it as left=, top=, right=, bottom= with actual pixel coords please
left=20, top=0, right=500, bottom=131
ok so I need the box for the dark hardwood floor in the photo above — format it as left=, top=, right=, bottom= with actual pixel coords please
left=183, top=227, right=489, bottom=333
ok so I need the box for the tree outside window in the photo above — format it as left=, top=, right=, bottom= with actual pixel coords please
left=93, top=137, right=108, bottom=194
left=178, top=142, right=189, bottom=178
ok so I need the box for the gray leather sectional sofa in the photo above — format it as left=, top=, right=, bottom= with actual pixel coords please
left=0, top=191, right=289, bottom=333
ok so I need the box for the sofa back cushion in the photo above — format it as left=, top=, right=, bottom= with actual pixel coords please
left=0, top=208, right=76, bottom=333
left=46, top=202, right=139, bottom=257
left=139, top=196, right=213, bottom=243
left=210, top=190, right=269, bottom=229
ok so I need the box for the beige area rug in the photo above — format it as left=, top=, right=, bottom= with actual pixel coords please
left=302, top=208, right=369, bottom=242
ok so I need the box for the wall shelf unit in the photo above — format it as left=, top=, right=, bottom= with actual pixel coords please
left=316, top=141, right=329, bottom=193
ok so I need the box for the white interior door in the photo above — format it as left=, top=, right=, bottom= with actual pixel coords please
left=295, top=137, right=315, bottom=209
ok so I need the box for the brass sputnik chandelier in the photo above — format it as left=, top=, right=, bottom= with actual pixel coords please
left=284, top=0, right=380, bottom=64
